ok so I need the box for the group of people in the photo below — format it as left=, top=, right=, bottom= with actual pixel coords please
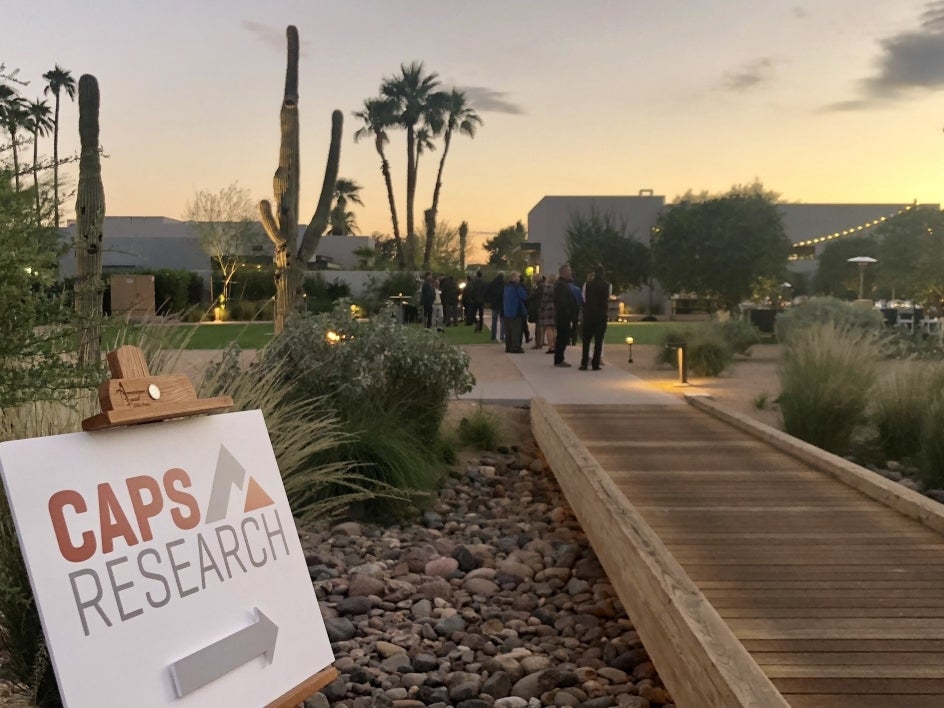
left=420, top=264, right=611, bottom=371
left=551, top=263, right=611, bottom=370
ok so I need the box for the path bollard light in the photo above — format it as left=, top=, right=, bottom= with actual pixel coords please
left=676, top=343, right=688, bottom=385
left=625, top=336, right=634, bottom=363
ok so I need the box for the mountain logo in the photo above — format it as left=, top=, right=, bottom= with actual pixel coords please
left=204, top=445, right=274, bottom=523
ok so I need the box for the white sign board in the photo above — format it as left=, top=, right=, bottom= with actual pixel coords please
left=0, top=410, right=335, bottom=708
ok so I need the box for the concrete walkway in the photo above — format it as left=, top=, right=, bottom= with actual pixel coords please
left=459, top=343, right=682, bottom=406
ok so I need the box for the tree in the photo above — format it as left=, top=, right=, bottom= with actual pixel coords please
left=813, top=236, right=879, bottom=298
left=458, top=220, right=469, bottom=272
left=423, top=89, right=482, bottom=270
left=874, top=207, right=944, bottom=305
left=484, top=221, right=527, bottom=269
left=565, top=210, right=650, bottom=293
left=328, top=178, right=363, bottom=235
left=380, top=61, right=442, bottom=268
left=185, top=182, right=263, bottom=306
left=426, top=219, right=462, bottom=272
left=43, top=64, right=76, bottom=227
left=652, top=189, right=791, bottom=312
left=25, top=98, right=53, bottom=221
left=353, top=97, right=405, bottom=267
left=0, top=86, right=28, bottom=190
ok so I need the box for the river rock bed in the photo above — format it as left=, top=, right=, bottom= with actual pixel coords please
left=299, top=434, right=674, bottom=708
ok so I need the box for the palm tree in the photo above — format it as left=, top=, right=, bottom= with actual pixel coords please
left=423, top=89, right=482, bottom=269
left=26, top=99, right=53, bottom=221
left=43, top=65, right=77, bottom=227
left=328, top=178, right=364, bottom=235
left=0, top=87, right=29, bottom=190
left=380, top=61, right=442, bottom=268
left=353, top=97, right=405, bottom=267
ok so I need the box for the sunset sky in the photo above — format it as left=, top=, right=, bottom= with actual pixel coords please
left=6, top=0, right=944, bottom=248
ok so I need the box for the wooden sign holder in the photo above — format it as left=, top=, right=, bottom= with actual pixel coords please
left=82, top=345, right=234, bottom=431
left=81, top=345, right=340, bottom=706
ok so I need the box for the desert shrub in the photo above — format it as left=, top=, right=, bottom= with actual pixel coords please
left=657, top=324, right=733, bottom=376
left=871, top=361, right=944, bottom=461
left=198, top=344, right=402, bottom=522
left=883, top=326, right=944, bottom=361
left=457, top=404, right=503, bottom=451
left=228, top=299, right=273, bottom=322
left=261, top=302, right=474, bottom=440
left=779, top=322, right=883, bottom=454
left=254, top=303, right=474, bottom=511
left=719, top=318, right=762, bottom=355
left=774, top=296, right=885, bottom=343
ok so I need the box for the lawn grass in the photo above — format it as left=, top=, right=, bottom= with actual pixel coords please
left=103, top=321, right=275, bottom=350
left=102, top=317, right=705, bottom=351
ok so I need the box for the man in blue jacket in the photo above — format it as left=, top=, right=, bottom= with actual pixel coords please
left=502, top=271, right=528, bottom=353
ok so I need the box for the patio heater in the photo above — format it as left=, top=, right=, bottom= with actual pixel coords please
left=847, top=256, right=877, bottom=301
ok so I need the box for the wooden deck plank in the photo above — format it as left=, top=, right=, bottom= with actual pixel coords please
left=535, top=400, right=944, bottom=707
left=786, top=697, right=944, bottom=708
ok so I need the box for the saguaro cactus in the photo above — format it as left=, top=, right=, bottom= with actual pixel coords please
left=260, top=25, right=342, bottom=335
left=74, top=74, right=105, bottom=367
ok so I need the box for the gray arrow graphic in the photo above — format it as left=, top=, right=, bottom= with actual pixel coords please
left=169, top=608, right=278, bottom=698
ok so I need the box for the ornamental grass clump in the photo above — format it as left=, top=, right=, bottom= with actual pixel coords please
left=779, top=321, right=883, bottom=454
left=457, top=403, right=504, bottom=451
left=870, top=361, right=944, bottom=462
left=657, top=324, right=733, bottom=377
left=919, top=396, right=944, bottom=488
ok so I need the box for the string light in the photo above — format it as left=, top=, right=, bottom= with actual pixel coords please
left=792, top=201, right=916, bottom=249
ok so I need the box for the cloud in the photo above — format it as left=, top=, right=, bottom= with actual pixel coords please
left=456, top=85, right=525, bottom=115
left=721, top=58, right=775, bottom=91
left=791, top=6, right=808, bottom=20
left=824, top=1, right=944, bottom=110
left=241, top=21, right=309, bottom=57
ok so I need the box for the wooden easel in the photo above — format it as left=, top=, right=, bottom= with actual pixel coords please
left=82, top=345, right=340, bottom=706
left=265, top=668, right=340, bottom=708
left=82, top=345, right=234, bottom=431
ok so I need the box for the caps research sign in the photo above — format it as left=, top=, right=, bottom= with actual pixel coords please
left=0, top=410, right=334, bottom=707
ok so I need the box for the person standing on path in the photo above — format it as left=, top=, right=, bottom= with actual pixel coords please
left=538, top=273, right=558, bottom=353
left=580, top=265, right=611, bottom=370
left=486, top=272, right=506, bottom=342
left=553, top=264, right=579, bottom=367
left=420, top=272, right=436, bottom=329
left=502, top=271, right=528, bottom=353
left=440, top=274, right=459, bottom=326
left=470, top=270, right=488, bottom=331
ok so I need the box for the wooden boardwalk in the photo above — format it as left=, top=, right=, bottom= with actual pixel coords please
left=532, top=398, right=944, bottom=708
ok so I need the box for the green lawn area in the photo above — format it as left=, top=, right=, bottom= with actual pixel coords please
left=104, top=321, right=275, bottom=350
left=102, top=318, right=701, bottom=351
